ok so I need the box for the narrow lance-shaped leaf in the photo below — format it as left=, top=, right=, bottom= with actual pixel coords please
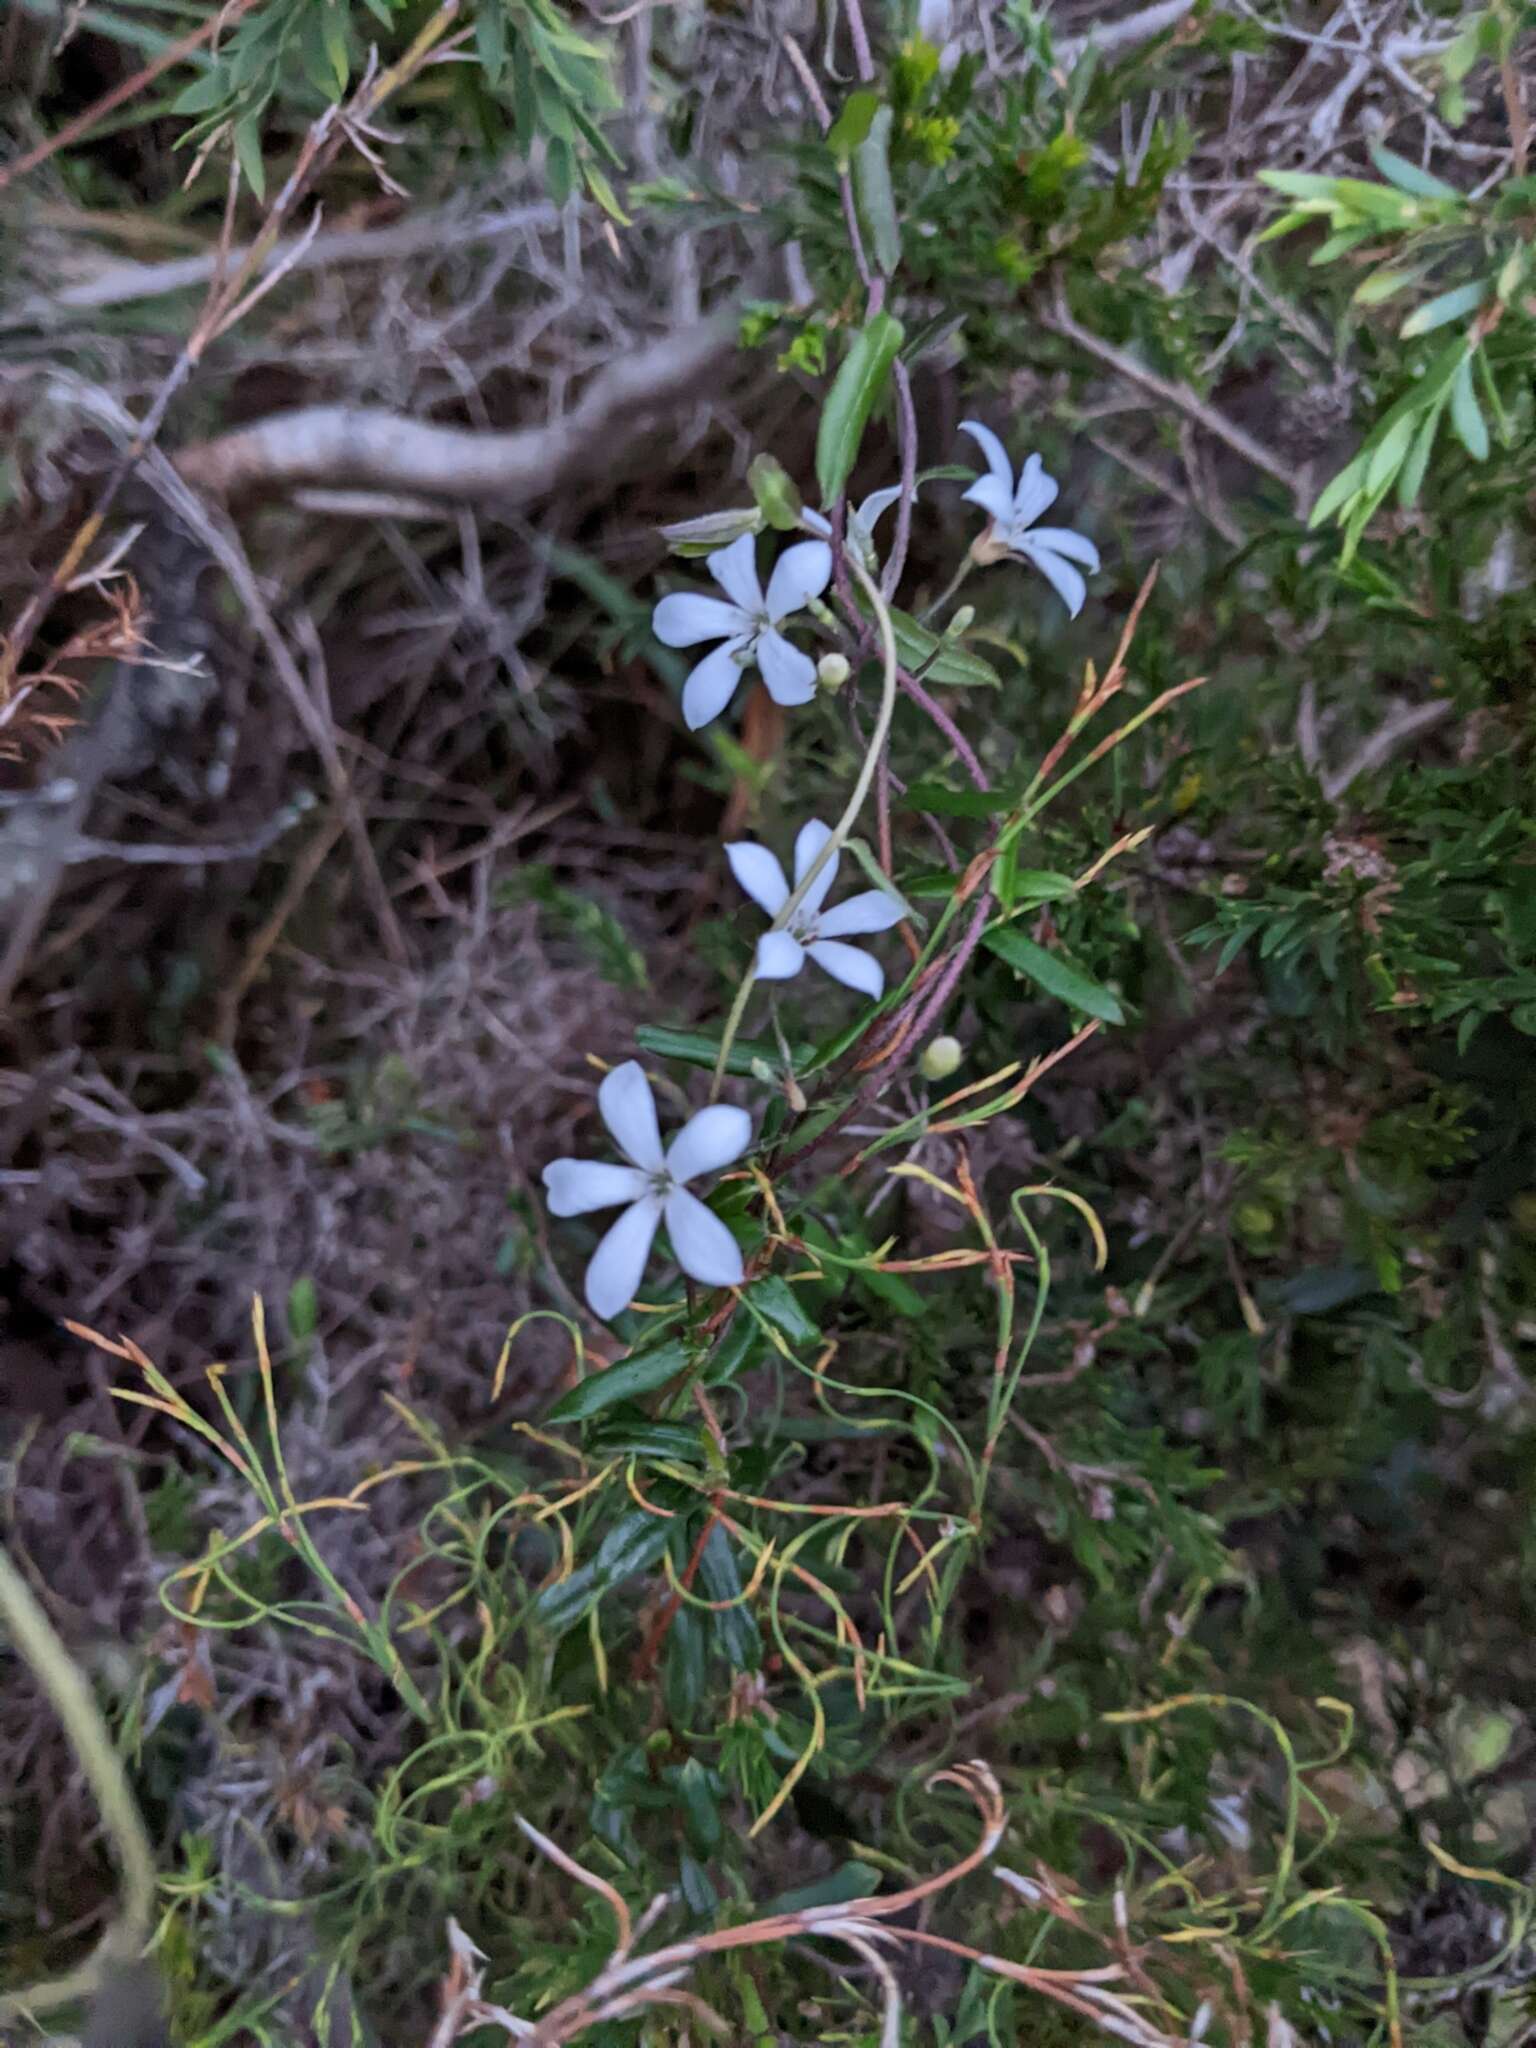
left=1450, top=352, right=1489, bottom=460
left=816, top=312, right=905, bottom=505
left=983, top=928, right=1124, bottom=1024
left=1400, top=278, right=1488, bottom=338
left=854, top=106, right=902, bottom=276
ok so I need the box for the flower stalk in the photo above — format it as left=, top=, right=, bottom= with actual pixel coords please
left=710, top=542, right=900, bottom=1098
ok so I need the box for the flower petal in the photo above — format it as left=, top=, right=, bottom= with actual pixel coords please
left=653, top=591, right=749, bottom=648
left=666, top=1102, right=752, bottom=1184
left=598, top=1059, right=664, bottom=1170
left=1026, top=524, right=1100, bottom=571
left=756, top=630, right=817, bottom=708
left=793, top=818, right=839, bottom=915
left=1016, top=540, right=1087, bottom=619
left=725, top=840, right=789, bottom=917
left=707, top=532, right=765, bottom=612
left=764, top=539, right=832, bottom=621
left=682, top=641, right=747, bottom=730
left=1011, top=452, right=1059, bottom=529
left=755, top=929, right=807, bottom=979
left=663, top=1187, right=744, bottom=1289
left=855, top=485, right=905, bottom=534
left=801, top=508, right=833, bottom=539
left=958, top=419, right=1014, bottom=492
left=584, top=1196, right=661, bottom=1319
left=816, top=887, right=905, bottom=939
left=809, top=939, right=885, bottom=999
left=961, top=474, right=1015, bottom=526
left=543, top=1158, right=649, bottom=1217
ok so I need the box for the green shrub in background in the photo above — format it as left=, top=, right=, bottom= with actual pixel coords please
left=1, top=2, right=1533, bottom=2044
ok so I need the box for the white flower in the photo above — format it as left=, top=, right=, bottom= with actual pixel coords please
left=958, top=420, right=1100, bottom=618
left=542, top=1061, right=750, bottom=1320
left=652, top=531, right=832, bottom=731
left=802, top=485, right=907, bottom=570
left=726, top=818, right=905, bottom=1001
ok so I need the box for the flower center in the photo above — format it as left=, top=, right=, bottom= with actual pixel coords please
left=646, top=1167, right=675, bottom=1199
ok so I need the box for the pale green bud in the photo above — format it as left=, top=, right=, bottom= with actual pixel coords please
left=817, top=652, right=851, bottom=692
left=919, top=1034, right=964, bottom=1082
left=944, top=604, right=976, bottom=638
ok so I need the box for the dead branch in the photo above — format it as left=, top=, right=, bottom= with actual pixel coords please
left=172, top=315, right=738, bottom=505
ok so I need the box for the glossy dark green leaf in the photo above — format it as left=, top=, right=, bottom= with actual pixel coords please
left=594, top=1508, right=674, bottom=1587
left=546, top=1340, right=689, bottom=1423
left=745, top=1275, right=821, bottom=1349
left=698, top=1523, right=760, bottom=1670
left=983, top=928, right=1125, bottom=1024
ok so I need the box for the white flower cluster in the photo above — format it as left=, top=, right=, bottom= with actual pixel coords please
left=542, top=426, right=1098, bottom=1321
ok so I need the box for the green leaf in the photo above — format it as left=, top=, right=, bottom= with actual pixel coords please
left=1364, top=414, right=1414, bottom=493
left=888, top=607, right=1001, bottom=688
left=1397, top=399, right=1443, bottom=508
left=171, top=70, right=232, bottom=115
left=1450, top=353, right=1489, bottom=460
left=745, top=1275, right=821, bottom=1349
left=767, top=1861, right=881, bottom=1915
left=233, top=109, right=266, bottom=199
left=983, top=928, right=1125, bottom=1023
left=827, top=88, right=880, bottom=160
left=902, top=779, right=1009, bottom=818
left=287, top=1276, right=318, bottom=1342
left=1258, top=170, right=1345, bottom=201
left=698, top=1523, right=759, bottom=1669
left=1400, top=279, right=1488, bottom=338
left=747, top=453, right=802, bottom=532
left=1353, top=265, right=1422, bottom=306
left=1308, top=449, right=1370, bottom=528
left=594, top=1507, right=675, bottom=1585
left=1368, top=143, right=1459, bottom=201
left=476, top=3, right=507, bottom=83
left=582, top=162, right=631, bottom=224
left=1001, top=866, right=1077, bottom=912
left=588, top=1409, right=706, bottom=1464
left=546, top=1340, right=689, bottom=1423
left=853, top=106, right=901, bottom=276
left=815, top=312, right=905, bottom=505
left=842, top=836, right=920, bottom=925
left=1310, top=226, right=1376, bottom=265
left=636, top=1023, right=812, bottom=1077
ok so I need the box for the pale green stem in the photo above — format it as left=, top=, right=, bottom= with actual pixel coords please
left=917, top=548, right=977, bottom=626
left=710, top=549, right=900, bottom=1099
left=0, top=1544, right=157, bottom=2022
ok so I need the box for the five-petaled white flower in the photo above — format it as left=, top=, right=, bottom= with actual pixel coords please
left=727, top=818, right=904, bottom=1001
left=652, top=532, right=832, bottom=731
left=959, top=420, right=1100, bottom=618
left=803, top=485, right=908, bottom=570
left=543, top=1061, right=750, bottom=1320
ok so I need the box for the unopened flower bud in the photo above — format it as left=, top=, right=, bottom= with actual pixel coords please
left=944, top=604, right=975, bottom=639
left=817, top=652, right=851, bottom=693
left=919, top=1034, right=963, bottom=1082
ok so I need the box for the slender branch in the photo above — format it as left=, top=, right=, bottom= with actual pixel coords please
left=0, top=1546, right=158, bottom=2024
left=1042, top=288, right=1309, bottom=517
